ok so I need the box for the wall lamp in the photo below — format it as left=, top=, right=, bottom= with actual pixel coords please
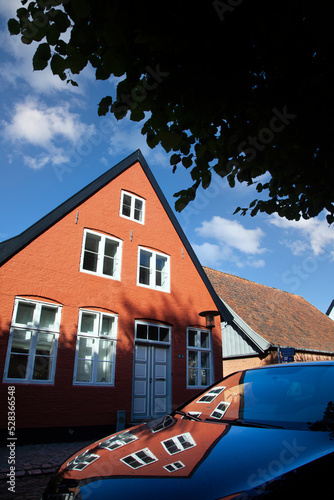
left=199, top=310, right=220, bottom=330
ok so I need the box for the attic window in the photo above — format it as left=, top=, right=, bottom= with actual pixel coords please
left=120, top=191, right=145, bottom=223
left=80, top=229, right=122, bottom=280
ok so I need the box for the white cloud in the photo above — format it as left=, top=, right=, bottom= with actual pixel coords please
left=2, top=97, right=96, bottom=169
left=4, top=98, right=95, bottom=146
left=269, top=213, right=334, bottom=257
left=195, top=216, right=266, bottom=255
left=192, top=216, right=267, bottom=270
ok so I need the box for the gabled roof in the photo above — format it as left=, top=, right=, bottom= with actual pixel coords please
left=204, top=266, right=334, bottom=353
left=0, top=150, right=232, bottom=321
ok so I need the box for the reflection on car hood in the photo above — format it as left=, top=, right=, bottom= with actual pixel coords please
left=52, top=418, right=334, bottom=500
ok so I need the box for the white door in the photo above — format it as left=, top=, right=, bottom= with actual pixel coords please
left=132, top=343, right=170, bottom=420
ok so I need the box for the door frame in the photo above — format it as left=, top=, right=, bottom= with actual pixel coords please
left=132, top=321, right=172, bottom=421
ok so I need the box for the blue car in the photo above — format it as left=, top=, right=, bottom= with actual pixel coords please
left=43, top=361, right=334, bottom=499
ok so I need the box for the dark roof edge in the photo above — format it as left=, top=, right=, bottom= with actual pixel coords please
left=138, top=155, right=234, bottom=323
left=326, top=299, right=334, bottom=316
left=0, top=151, right=143, bottom=266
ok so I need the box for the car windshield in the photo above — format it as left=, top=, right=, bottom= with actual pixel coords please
left=180, top=364, right=334, bottom=430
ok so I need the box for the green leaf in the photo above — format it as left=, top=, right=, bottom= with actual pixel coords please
left=98, top=96, right=113, bottom=116
left=33, top=43, right=51, bottom=71
left=175, top=197, right=190, bottom=212
left=182, top=155, right=193, bottom=169
left=8, top=18, right=20, bottom=36
left=50, top=53, right=66, bottom=76
left=171, top=154, right=181, bottom=165
left=46, top=25, right=60, bottom=46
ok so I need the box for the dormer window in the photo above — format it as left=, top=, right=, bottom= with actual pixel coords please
left=120, top=191, right=145, bottom=223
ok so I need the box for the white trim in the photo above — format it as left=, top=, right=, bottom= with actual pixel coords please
left=80, top=229, right=122, bottom=281
left=120, top=190, right=145, bottom=224
left=186, top=327, right=213, bottom=389
left=3, top=297, right=62, bottom=384
left=161, top=433, right=196, bottom=455
left=137, top=246, right=170, bottom=293
left=73, top=309, right=118, bottom=386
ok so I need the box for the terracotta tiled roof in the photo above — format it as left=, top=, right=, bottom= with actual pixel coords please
left=204, top=266, right=334, bottom=353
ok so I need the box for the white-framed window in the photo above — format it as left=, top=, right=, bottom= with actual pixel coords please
left=187, top=328, right=212, bottom=388
left=80, top=229, right=122, bottom=280
left=135, top=321, right=171, bottom=344
left=164, top=461, right=185, bottom=473
left=161, top=433, right=196, bottom=455
left=137, top=247, right=170, bottom=292
left=98, top=432, right=138, bottom=451
left=73, top=309, right=118, bottom=386
left=3, top=298, right=61, bottom=384
left=210, top=401, right=230, bottom=419
left=121, top=448, right=158, bottom=469
left=66, top=450, right=100, bottom=471
left=120, top=191, right=145, bottom=223
left=197, top=386, right=225, bottom=403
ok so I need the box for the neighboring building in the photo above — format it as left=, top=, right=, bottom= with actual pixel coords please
left=204, top=267, right=334, bottom=376
left=0, top=151, right=227, bottom=437
left=326, top=300, right=334, bottom=320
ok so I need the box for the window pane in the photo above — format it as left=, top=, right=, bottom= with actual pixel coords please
left=8, top=354, right=28, bottom=379
left=103, top=240, right=117, bottom=276
left=98, top=339, right=113, bottom=361
left=11, top=329, right=31, bottom=354
left=85, top=233, right=100, bottom=252
left=122, top=194, right=132, bottom=217
left=36, top=332, right=54, bottom=356
left=137, top=324, right=147, bottom=339
left=201, top=331, right=210, bottom=349
left=139, top=267, right=150, bottom=285
left=104, top=240, right=117, bottom=258
left=83, top=234, right=100, bottom=272
left=156, top=255, right=167, bottom=272
left=103, top=256, right=114, bottom=276
left=97, top=361, right=112, bottom=383
left=159, top=327, right=169, bottom=342
left=188, top=369, right=198, bottom=386
left=40, top=306, right=57, bottom=330
left=15, top=302, right=35, bottom=325
left=76, top=359, right=92, bottom=382
left=140, top=250, right=151, bottom=268
left=148, top=326, right=159, bottom=341
left=201, top=369, right=210, bottom=386
left=188, top=330, right=197, bottom=347
left=80, top=313, right=96, bottom=334
left=188, top=351, right=198, bottom=386
left=201, top=351, right=210, bottom=368
left=33, top=356, right=52, bottom=380
left=134, top=199, right=143, bottom=221
left=101, top=316, right=114, bottom=337
left=78, top=337, right=94, bottom=358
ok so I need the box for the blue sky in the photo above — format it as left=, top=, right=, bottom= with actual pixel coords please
left=1, top=1, right=333, bottom=315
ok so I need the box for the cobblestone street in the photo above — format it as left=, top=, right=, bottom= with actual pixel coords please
left=0, top=472, right=53, bottom=499
left=0, top=440, right=92, bottom=500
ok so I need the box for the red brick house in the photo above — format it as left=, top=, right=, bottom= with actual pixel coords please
left=0, top=151, right=228, bottom=438
left=204, top=267, right=334, bottom=376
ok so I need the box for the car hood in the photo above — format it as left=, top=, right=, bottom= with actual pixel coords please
left=46, top=419, right=334, bottom=499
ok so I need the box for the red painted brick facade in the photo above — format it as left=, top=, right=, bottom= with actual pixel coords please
left=0, top=157, right=222, bottom=431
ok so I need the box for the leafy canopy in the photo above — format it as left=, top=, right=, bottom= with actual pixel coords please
left=9, top=0, right=334, bottom=224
